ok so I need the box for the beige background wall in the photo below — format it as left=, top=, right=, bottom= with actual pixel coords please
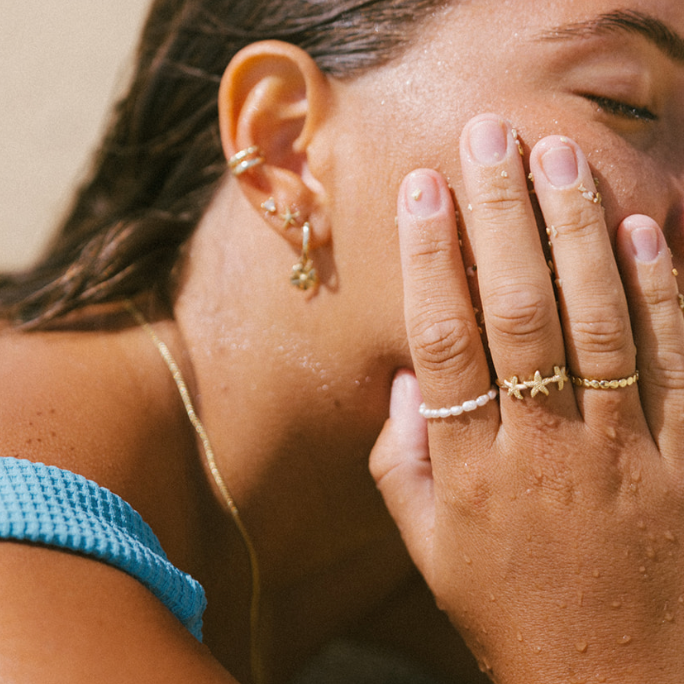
left=0, top=1, right=151, bottom=270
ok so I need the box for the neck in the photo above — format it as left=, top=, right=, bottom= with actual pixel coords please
left=170, top=307, right=412, bottom=684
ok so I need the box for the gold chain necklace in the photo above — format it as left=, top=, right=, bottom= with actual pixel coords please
left=125, top=301, right=262, bottom=683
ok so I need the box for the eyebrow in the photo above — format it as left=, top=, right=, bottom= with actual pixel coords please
left=538, top=9, right=684, bottom=64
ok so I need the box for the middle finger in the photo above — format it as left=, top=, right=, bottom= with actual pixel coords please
left=460, top=114, right=573, bottom=417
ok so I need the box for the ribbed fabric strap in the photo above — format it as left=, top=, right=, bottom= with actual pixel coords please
left=0, top=457, right=206, bottom=640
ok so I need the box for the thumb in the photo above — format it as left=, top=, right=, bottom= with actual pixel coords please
left=370, top=370, right=435, bottom=580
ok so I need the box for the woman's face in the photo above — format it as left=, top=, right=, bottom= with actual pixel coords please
left=321, top=0, right=684, bottom=393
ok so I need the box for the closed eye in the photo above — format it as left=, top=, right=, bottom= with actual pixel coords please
left=582, top=94, right=658, bottom=122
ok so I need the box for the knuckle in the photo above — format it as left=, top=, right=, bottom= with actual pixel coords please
left=486, top=282, right=553, bottom=340
left=640, top=352, right=684, bottom=390
left=551, top=205, right=602, bottom=239
left=474, top=182, right=530, bottom=222
left=571, top=309, right=633, bottom=356
left=409, top=313, right=478, bottom=372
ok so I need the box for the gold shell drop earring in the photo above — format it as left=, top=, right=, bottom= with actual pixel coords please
left=290, top=222, right=318, bottom=290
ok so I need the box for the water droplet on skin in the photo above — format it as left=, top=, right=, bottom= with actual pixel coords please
left=629, top=483, right=638, bottom=493
left=664, top=530, right=676, bottom=542
left=617, top=635, right=632, bottom=645
left=535, top=646, right=542, bottom=654
left=575, top=640, right=588, bottom=653
left=464, top=554, right=472, bottom=565
left=490, top=594, right=497, bottom=602
left=605, top=426, right=617, bottom=440
left=639, top=566, right=647, bottom=573
left=630, top=467, right=642, bottom=483
left=664, top=612, right=675, bottom=622
left=597, top=676, right=607, bottom=683
left=526, top=531, right=532, bottom=542
left=637, top=520, right=646, bottom=530
left=612, top=600, right=622, bottom=609
left=593, top=569, right=601, bottom=578
left=517, top=632, right=523, bottom=642
left=558, top=600, right=567, bottom=609
left=578, top=591, right=584, bottom=607
left=646, top=546, right=656, bottom=559
left=534, top=465, right=543, bottom=482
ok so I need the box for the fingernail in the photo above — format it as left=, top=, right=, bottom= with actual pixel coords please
left=468, top=119, right=508, bottom=166
left=540, top=144, right=579, bottom=187
left=405, top=171, right=442, bottom=218
left=630, top=223, right=660, bottom=262
left=390, top=371, right=410, bottom=420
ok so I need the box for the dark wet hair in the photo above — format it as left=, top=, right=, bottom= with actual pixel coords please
left=0, top=0, right=448, bottom=328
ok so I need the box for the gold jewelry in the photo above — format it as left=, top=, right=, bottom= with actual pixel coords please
left=290, top=222, right=318, bottom=290
left=497, top=365, right=569, bottom=399
left=229, top=145, right=264, bottom=176
left=125, top=301, right=263, bottom=683
left=570, top=371, right=639, bottom=389
left=280, top=205, right=300, bottom=230
left=261, top=197, right=277, bottom=214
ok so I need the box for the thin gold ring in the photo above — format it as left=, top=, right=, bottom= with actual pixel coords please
left=570, top=371, right=639, bottom=389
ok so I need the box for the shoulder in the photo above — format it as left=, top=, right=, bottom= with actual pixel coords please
left=0, top=314, right=205, bottom=564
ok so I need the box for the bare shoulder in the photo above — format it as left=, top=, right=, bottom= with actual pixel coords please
left=0, top=313, right=207, bottom=561
left=0, top=317, right=235, bottom=682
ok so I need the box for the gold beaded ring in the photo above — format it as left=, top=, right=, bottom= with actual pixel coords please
left=570, top=371, right=639, bottom=390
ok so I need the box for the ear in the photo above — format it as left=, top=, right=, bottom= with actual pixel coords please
left=218, top=40, right=332, bottom=249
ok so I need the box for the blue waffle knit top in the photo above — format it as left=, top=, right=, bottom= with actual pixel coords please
left=0, top=457, right=206, bottom=641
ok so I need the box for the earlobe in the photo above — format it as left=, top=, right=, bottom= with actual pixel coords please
left=218, top=40, right=331, bottom=249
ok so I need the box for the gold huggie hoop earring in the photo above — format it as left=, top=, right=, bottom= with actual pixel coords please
left=290, top=222, right=318, bottom=290
left=229, top=145, right=264, bottom=176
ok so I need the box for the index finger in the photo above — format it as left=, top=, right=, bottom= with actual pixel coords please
left=398, top=169, right=493, bottom=416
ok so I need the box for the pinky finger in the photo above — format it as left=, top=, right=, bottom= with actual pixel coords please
left=616, top=215, right=684, bottom=462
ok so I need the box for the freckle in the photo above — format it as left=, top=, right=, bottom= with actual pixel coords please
left=411, top=189, right=423, bottom=201
left=50, top=431, right=56, bottom=438
left=617, top=635, right=632, bottom=645
left=575, top=640, right=588, bottom=653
